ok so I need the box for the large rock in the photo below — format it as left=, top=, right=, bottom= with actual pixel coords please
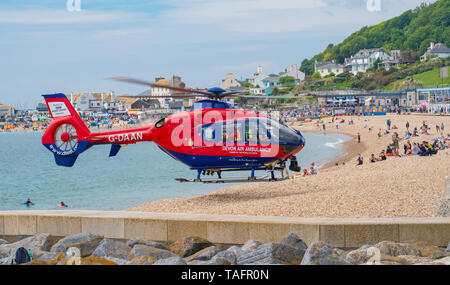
left=127, top=256, right=157, bottom=265
left=374, top=241, right=421, bottom=257
left=211, top=246, right=244, bottom=265
left=241, top=240, right=262, bottom=252
left=131, top=244, right=179, bottom=260
left=301, top=241, right=348, bottom=265
left=51, top=233, right=103, bottom=257
left=153, top=257, right=187, bottom=265
left=0, top=234, right=53, bottom=259
left=279, top=233, right=308, bottom=251
left=126, top=238, right=167, bottom=250
left=406, top=241, right=447, bottom=258
left=185, top=246, right=223, bottom=262
left=92, top=238, right=131, bottom=260
left=346, top=248, right=371, bottom=265
left=238, top=243, right=305, bottom=265
left=33, top=251, right=66, bottom=265
left=168, top=236, right=213, bottom=257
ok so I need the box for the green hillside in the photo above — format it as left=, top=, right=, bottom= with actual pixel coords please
left=300, top=0, right=450, bottom=75
left=383, top=67, right=450, bottom=90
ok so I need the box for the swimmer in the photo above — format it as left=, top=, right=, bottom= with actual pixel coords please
left=24, top=198, right=34, bottom=207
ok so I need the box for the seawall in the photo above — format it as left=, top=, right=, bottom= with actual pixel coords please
left=0, top=210, right=449, bottom=248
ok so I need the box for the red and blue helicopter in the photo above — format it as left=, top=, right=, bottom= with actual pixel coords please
left=41, top=77, right=305, bottom=183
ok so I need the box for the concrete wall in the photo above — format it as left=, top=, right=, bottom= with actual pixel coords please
left=0, top=211, right=449, bottom=248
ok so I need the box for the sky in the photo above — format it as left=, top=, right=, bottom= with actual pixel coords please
left=0, top=0, right=436, bottom=108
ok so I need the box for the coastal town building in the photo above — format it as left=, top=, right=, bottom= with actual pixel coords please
left=0, top=104, right=15, bottom=121
left=150, top=75, right=186, bottom=109
left=315, top=60, right=344, bottom=77
left=420, top=42, right=450, bottom=61
left=378, top=50, right=401, bottom=70
left=36, top=103, right=48, bottom=112
left=219, top=73, right=241, bottom=90
left=349, top=48, right=393, bottom=74
left=248, top=66, right=268, bottom=88
left=72, top=92, right=115, bottom=112
left=281, top=64, right=305, bottom=82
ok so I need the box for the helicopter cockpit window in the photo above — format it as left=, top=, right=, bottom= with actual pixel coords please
left=258, top=118, right=300, bottom=145
left=155, top=118, right=167, bottom=128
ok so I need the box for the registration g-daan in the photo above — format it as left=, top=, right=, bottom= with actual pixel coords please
left=41, top=77, right=305, bottom=183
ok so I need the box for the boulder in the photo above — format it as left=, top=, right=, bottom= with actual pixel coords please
left=405, top=241, right=446, bottom=258
left=433, top=256, right=450, bottom=265
left=279, top=233, right=308, bottom=251
left=127, top=256, right=157, bottom=265
left=301, top=241, right=348, bottom=265
left=346, top=248, right=371, bottom=265
left=168, top=236, right=213, bottom=257
left=126, top=238, right=167, bottom=250
left=397, top=255, right=434, bottom=265
left=185, top=246, right=223, bottom=262
left=241, top=240, right=262, bottom=252
left=212, top=246, right=244, bottom=265
left=92, top=238, right=131, bottom=260
left=79, top=256, right=118, bottom=265
left=0, top=234, right=53, bottom=259
left=374, top=241, right=421, bottom=257
left=33, top=251, right=65, bottom=265
left=51, top=233, right=103, bottom=257
left=131, top=244, right=179, bottom=260
left=238, top=243, right=305, bottom=265
left=187, top=260, right=210, bottom=265
left=153, top=257, right=187, bottom=265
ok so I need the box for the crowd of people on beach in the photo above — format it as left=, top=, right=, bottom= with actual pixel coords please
left=357, top=120, right=449, bottom=166
left=0, top=111, right=148, bottom=133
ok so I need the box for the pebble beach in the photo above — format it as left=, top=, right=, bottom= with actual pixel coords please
left=128, top=114, right=450, bottom=218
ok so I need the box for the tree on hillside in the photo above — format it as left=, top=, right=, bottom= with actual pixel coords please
left=300, top=0, right=450, bottom=73
left=279, top=76, right=296, bottom=85
left=400, top=49, right=420, bottom=64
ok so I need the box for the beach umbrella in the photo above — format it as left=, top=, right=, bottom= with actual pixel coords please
left=419, top=101, right=429, bottom=107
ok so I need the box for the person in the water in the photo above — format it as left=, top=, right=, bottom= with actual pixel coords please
left=24, top=198, right=34, bottom=207
left=58, top=201, right=68, bottom=208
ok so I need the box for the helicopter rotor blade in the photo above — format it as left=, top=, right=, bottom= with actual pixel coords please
left=108, top=76, right=213, bottom=96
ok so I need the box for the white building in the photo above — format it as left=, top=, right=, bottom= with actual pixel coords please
left=350, top=48, right=393, bottom=75
left=421, top=42, right=450, bottom=61
left=281, top=64, right=305, bottom=81
left=248, top=66, right=268, bottom=88
left=151, top=75, right=186, bottom=109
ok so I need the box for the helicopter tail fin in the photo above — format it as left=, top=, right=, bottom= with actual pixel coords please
left=41, top=94, right=91, bottom=167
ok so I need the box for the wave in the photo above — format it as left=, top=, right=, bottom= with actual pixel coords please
left=325, top=139, right=345, bottom=149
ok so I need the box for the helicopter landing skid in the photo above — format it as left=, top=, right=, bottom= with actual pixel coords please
left=175, top=166, right=290, bottom=184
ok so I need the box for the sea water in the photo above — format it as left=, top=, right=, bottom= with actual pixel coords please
left=0, top=131, right=351, bottom=211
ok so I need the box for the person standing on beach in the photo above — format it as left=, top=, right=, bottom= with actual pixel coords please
left=323, top=123, right=326, bottom=134
left=441, top=123, right=445, bottom=132
left=357, top=132, right=361, bottom=143
left=387, top=119, right=391, bottom=130
left=392, top=133, right=400, bottom=157
left=406, top=121, right=410, bottom=131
